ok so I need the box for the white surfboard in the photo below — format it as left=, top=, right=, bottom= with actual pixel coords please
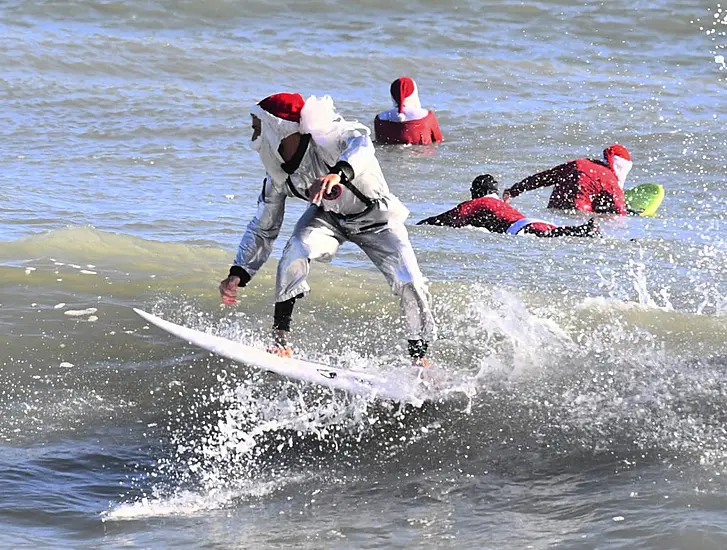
left=134, top=308, right=434, bottom=406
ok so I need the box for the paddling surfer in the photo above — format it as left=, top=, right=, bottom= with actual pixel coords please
left=502, top=144, right=633, bottom=215
left=418, top=175, right=601, bottom=238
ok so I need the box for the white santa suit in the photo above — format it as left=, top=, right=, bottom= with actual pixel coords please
left=233, top=95, right=436, bottom=342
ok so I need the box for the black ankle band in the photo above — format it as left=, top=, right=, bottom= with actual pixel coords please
left=273, top=297, right=297, bottom=332
left=408, top=339, right=428, bottom=359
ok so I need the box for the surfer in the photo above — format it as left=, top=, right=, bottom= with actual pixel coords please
left=417, top=174, right=601, bottom=237
left=502, top=144, right=633, bottom=215
left=374, top=77, right=443, bottom=145
left=219, top=93, right=436, bottom=365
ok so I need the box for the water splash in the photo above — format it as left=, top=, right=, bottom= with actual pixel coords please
left=108, top=279, right=727, bottom=518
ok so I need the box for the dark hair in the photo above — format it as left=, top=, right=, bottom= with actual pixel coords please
left=471, top=174, right=499, bottom=199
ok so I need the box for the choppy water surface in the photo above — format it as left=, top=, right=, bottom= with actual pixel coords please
left=1, top=1, right=726, bottom=548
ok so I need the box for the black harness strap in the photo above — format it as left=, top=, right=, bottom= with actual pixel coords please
left=286, top=176, right=309, bottom=201
left=339, top=177, right=374, bottom=207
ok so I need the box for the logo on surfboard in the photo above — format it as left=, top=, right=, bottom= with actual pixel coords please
left=317, top=368, right=338, bottom=379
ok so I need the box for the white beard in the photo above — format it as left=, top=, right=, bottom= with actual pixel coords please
left=612, top=157, right=633, bottom=188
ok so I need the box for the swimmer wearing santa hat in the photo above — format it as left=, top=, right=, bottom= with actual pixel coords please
left=374, top=77, right=443, bottom=145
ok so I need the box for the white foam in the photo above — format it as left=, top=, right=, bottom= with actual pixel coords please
left=64, top=308, right=98, bottom=317
left=80, top=270, right=97, bottom=275
left=59, top=362, right=74, bottom=368
left=25, top=267, right=36, bottom=274
left=54, top=303, right=66, bottom=309
left=103, top=480, right=282, bottom=521
left=578, top=296, right=671, bottom=313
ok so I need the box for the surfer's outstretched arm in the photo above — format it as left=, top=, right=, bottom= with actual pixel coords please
left=417, top=205, right=465, bottom=227
left=220, top=175, right=287, bottom=305
left=504, top=162, right=570, bottom=201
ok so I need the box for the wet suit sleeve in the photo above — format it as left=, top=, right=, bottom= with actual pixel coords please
left=507, top=162, right=572, bottom=198
left=231, top=174, right=287, bottom=283
left=417, top=204, right=466, bottom=227
left=593, top=187, right=629, bottom=215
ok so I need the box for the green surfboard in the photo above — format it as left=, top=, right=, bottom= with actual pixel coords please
left=625, top=183, right=664, bottom=216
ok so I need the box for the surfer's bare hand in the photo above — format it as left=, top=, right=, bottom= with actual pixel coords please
left=310, top=173, right=341, bottom=204
left=219, top=276, right=240, bottom=305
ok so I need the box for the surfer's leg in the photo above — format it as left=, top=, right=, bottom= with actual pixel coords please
left=276, top=206, right=344, bottom=302
left=352, top=222, right=437, bottom=358
left=270, top=207, right=345, bottom=352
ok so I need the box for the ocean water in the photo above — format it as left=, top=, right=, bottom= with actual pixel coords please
left=1, top=0, right=726, bottom=548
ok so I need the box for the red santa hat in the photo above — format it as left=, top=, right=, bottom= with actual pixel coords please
left=603, top=144, right=631, bottom=165
left=603, top=144, right=633, bottom=188
left=389, top=77, right=423, bottom=121
left=390, top=77, right=417, bottom=114
left=250, top=92, right=306, bottom=145
left=256, top=92, right=305, bottom=122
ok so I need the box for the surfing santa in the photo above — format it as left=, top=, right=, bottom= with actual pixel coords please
left=219, top=92, right=437, bottom=365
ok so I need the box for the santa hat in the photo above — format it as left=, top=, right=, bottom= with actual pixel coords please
left=603, top=144, right=633, bottom=188
left=603, top=144, right=631, bottom=164
left=250, top=92, right=306, bottom=144
left=390, top=77, right=422, bottom=121
left=257, top=93, right=304, bottom=122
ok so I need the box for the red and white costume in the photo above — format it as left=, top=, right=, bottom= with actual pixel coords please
left=417, top=196, right=597, bottom=237
left=374, top=77, right=443, bottom=145
left=506, top=145, right=633, bottom=215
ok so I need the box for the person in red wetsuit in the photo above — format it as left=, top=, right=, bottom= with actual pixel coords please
left=374, top=77, right=443, bottom=145
left=417, top=175, right=600, bottom=238
left=502, top=144, right=633, bottom=215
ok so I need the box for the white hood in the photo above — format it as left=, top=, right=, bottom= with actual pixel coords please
left=250, top=103, right=301, bottom=182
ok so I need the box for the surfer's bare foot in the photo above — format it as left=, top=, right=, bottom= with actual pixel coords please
left=412, top=357, right=431, bottom=368
left=267, top=329, right=293, bottom=357
left=267, top=344, right=293, bottom=358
